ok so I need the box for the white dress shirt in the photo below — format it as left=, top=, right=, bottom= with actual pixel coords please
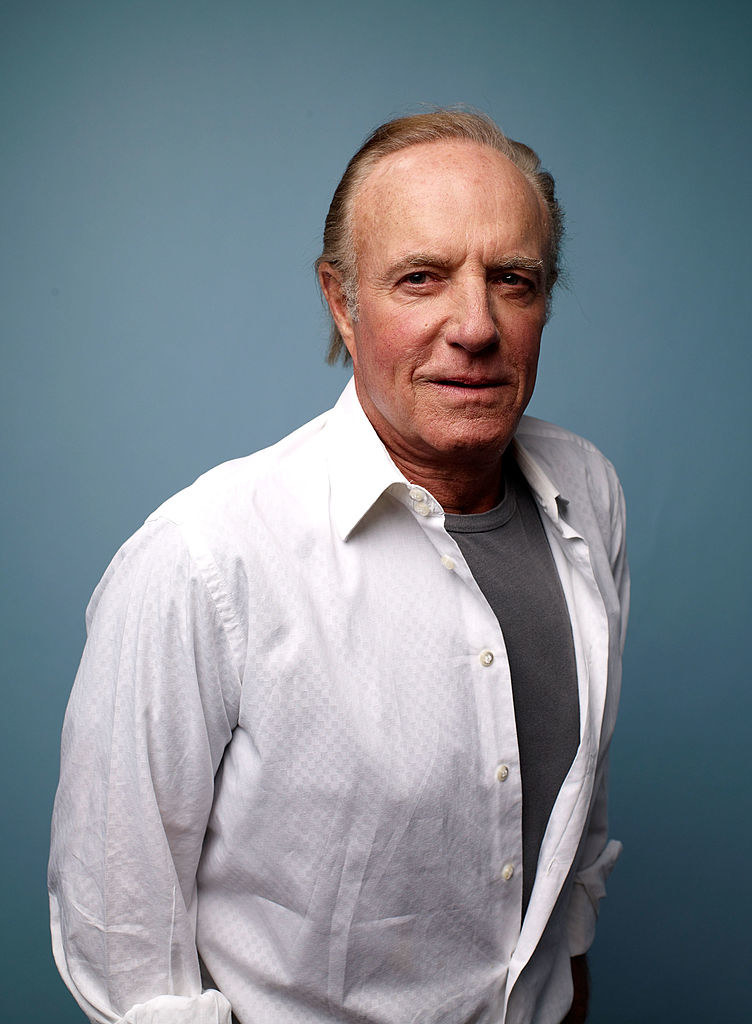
left=49, top=378, right=628, bottom=1024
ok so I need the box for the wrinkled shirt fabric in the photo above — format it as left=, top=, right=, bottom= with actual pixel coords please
left=49, top=378, right=628, bottom=1024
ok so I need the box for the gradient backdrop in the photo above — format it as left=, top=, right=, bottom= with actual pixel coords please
left=3, top=2, right=750, bottom=1021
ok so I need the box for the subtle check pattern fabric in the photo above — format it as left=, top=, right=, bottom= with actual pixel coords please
left=49, top=378, right=628, bottom=1024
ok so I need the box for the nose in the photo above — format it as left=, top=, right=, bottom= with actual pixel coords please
left=445, top=279, right=499, bottom=352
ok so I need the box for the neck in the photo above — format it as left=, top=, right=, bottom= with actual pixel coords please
left=390, top=450, right=506, bottom=515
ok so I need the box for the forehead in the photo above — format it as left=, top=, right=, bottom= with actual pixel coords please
left=352, top=140, right=549, bottom=268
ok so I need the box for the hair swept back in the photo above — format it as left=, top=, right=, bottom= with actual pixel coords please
left=316, top=108, right=564, bottom=366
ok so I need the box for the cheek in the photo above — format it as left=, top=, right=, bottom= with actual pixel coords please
left=505, top=313, right=543, bottom=362
left=522, top=334, right=542, bottom=366
left=364, top=318, right=433, bottom=376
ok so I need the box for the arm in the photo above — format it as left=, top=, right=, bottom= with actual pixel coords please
left=566, top=470, right=629, bottom=957
left=49, top=518, right=241, bottom=1023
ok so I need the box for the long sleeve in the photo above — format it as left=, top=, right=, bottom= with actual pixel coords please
left=49, top=517, right=241, bottom=1023
left=566, top=472, right=629, bottom=956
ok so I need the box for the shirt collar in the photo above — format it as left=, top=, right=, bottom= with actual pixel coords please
left=326, top=378, right=568, bottom=539
left=510, top=436, right=569, bottom=524
left=326, top=378, right=410, bottom=541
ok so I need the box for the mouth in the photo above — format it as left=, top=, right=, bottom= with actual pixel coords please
left=430, top=377, right=505, bottom=390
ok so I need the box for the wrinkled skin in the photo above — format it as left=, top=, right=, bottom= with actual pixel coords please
left=320, top=139, right=550, bottom=514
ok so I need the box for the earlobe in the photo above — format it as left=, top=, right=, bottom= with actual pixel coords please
left=318, top=263, right=357, bottom=361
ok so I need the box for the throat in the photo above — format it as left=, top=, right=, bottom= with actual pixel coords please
left=403, top=457, right=506, bottom=515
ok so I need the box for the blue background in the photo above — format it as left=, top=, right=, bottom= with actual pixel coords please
left=3, top=1, right=750, bottom=1021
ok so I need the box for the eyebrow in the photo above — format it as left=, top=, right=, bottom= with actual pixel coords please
left=493, top=256, right=545, bottom=273
left=381, top=253, right=454, bottom=278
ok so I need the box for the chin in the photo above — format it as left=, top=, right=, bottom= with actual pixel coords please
left=431, top=429, right=514, bottom=460
left=450, top=416, right=519, bottom=449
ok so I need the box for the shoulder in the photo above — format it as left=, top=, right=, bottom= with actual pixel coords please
left=516, top=414, right=623, bottom=498
left=150, top=408, right=331, bottom=533
left=88, top=408, right=334, bottom=638
left=516, top=414, right=614, bottom=465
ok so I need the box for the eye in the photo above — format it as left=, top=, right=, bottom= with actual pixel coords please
left=495, top=270, right=540, bottom=296
left=500, top=272, right=527, bottom=287
left=404, top=271, right=430, bottom=285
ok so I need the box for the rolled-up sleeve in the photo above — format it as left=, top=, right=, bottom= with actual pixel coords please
left=566, top=804, right=623, bottom=955
left=49, top=517, right=240, bottom=1023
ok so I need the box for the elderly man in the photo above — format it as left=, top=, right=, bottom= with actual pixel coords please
left=50, top=111, right=628, bottom=1024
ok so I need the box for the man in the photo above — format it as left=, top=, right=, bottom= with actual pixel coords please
left=50, top=111, right=628, bottom=1024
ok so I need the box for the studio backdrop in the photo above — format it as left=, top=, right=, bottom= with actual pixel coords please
left=2, top=2, right=750, bottom=1021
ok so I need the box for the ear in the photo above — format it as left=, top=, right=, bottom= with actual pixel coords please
left=318, top=263, right=357, bottom=362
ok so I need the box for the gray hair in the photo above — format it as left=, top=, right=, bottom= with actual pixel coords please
left=316, top=109, right=564, bottom=365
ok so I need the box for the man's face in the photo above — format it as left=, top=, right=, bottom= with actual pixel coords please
left=331, top=140, right=550, bottom=477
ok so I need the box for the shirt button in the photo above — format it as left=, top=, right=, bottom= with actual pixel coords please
left=414, top=502, right=431, bottom=517
left=495, top=764, right=509, bottom=782
left=479, top=649, right=494, bottom=667
left=501, top=863, right=515, bottom=881
left=409, top=487, right=425, bottom=501
left=440, top=554, right=456, bottom=571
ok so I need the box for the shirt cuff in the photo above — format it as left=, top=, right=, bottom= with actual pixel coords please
left=118, top=991, right=232, bottom=1024
left=566, top=838, right=622, bottom=956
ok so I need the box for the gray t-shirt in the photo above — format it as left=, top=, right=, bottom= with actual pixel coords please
left=444, top=457, right=579, bottom=918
